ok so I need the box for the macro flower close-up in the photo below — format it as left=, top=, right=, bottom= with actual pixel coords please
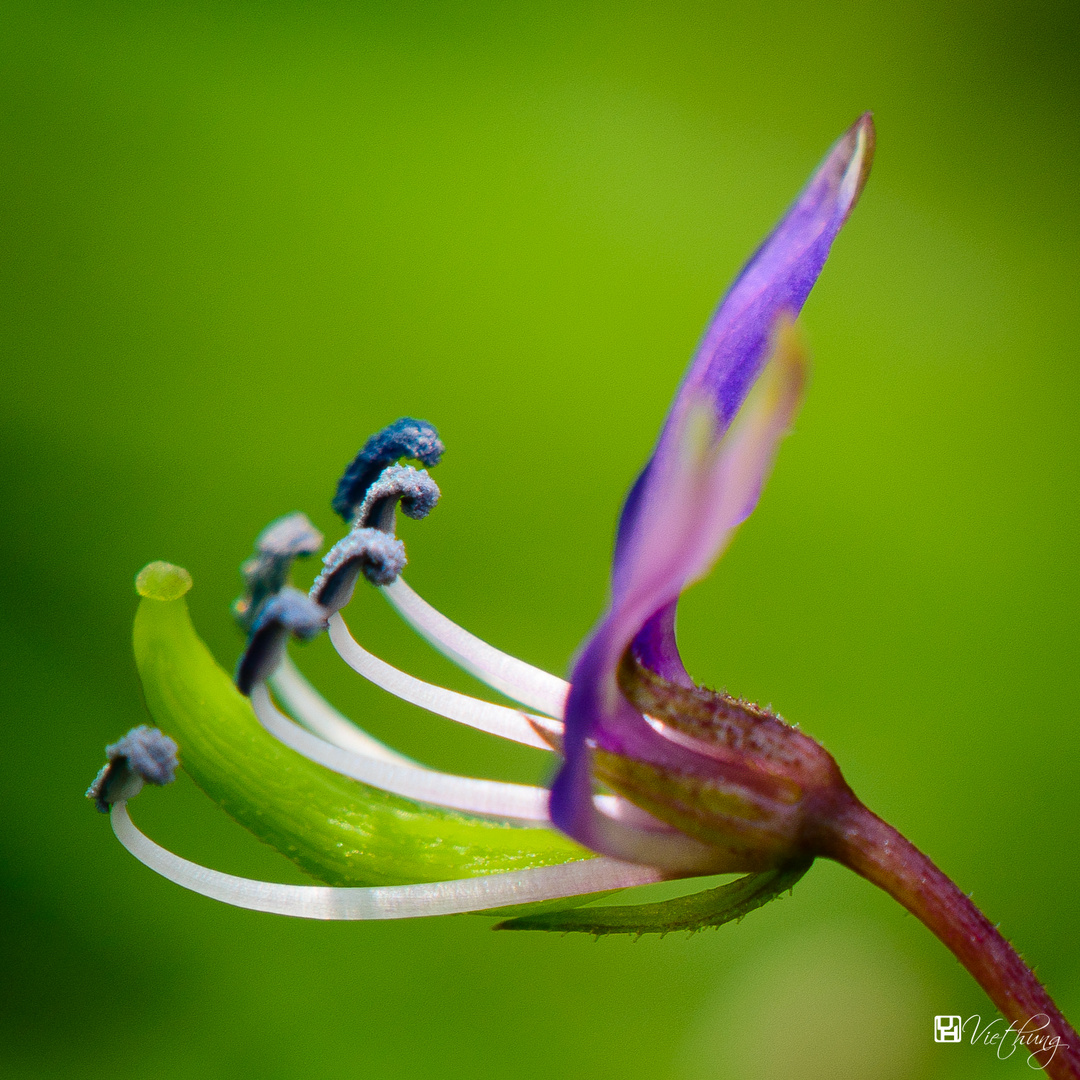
left=6, top=6, right=1080, bottom=1080
left=87, top=114, right=1078, bottom=1076
left=100, top=116, right=873, bottom=911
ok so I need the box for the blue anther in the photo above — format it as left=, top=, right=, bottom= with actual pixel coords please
left=332, top=418, right=444, bottom=521
left=257, top=512, right=323, bottom=558
left=356, top=465, right=441, bottom=532
left=234, top=512, right=323, bottom=631
left=252, top=587, right=329, bottom=640
left=235, top=587, right=328, bottom=695
left=86, top=726, right=179, bottom=812
left=310, top=527, right=407, bottom=612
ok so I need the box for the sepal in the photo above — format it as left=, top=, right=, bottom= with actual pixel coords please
left=586, top=653, right=848, bottom=871
left=494, top=858, right=811, bottom=935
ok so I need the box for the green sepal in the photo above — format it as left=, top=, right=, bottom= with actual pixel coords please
left=492, top=858, right=812, bottom=935
left=132, top=568, right=596, bottom=906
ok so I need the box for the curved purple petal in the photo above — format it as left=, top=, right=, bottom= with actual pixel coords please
left=630, top=600, right=692, bottom=687
left=552, top=327, right=808, bottom=862
left=612, top=113, right=874, bottom=666
left=552, top=115, right=874, bottom=860
left=613, top=322, right=808, bottom=630
left=683, top=114, right=873, bottom=423
left=614, top=112, right=874, bottom=605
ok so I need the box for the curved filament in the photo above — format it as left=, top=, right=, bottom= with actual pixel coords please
left=250, top=683, right=552, bottom=822
left=381, top=578, right=569, bottom=719
left=112, top=802, right=664, bottom=919
left=329, top=613, right=559, bottom=751
left=270, top=656, right=417, bottom=764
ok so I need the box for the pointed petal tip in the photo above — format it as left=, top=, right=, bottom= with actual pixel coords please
left=839, top=112, right=876, bottom=220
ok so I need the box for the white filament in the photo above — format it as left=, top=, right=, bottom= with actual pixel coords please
left=381, top=578, right=569, bottom=719
left=250, top=683, right=552, bottom=822
left=111, top=802, right=664, bottom=919
left=256, top=579, right=712, bottom=874
left=328, top=614, right=560, bottom=751
left=255, top=673, right=678, bottom=845
left=270, top=656, right=417, bottom=765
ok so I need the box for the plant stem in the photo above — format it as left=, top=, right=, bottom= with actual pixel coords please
left=811, top=792, right=1080, bottom=1079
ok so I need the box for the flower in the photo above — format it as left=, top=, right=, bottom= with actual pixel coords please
left=92, top=115, right=875, bottom=928
left=551, top=109, right=875, bottom=872
left=85, top=117, right=1080, bottom=1069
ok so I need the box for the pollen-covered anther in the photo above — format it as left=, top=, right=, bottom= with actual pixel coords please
left=257, top=512, right=324, bottom=558
left=234, top=512, right=323, bottom=631
left=235, top=587, right=328, bottom=695
left=310, top=527, right=407, bottom=614
left=332, top=417, right=444, bottom=521
left=86, top=725, right=179, bottom=812
left=355, top=464, right=440, bottom=533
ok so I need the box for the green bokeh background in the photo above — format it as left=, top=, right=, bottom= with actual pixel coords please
left=3, top=2, right=1078, bottom=1078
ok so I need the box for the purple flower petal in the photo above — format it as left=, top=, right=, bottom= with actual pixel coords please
left=677, top=112, right=873, bottom=427
left=613, top=321, right=808, bottom=635
left=552, top=327, right=808, bottom=861
left=614, top=113, right=874, bottom=603
left=629, top=600, right=692, bottom=687
left=551, top=114, right=874, bottom=859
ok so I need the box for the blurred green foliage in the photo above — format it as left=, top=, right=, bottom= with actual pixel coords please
left=2, top=1, right=1078, bottom=1078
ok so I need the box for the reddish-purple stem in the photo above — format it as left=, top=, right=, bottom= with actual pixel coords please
left=810, top=792, right=1079, bottom=1079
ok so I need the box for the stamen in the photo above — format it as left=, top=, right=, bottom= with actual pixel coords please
left=249, top=684, right=553, bottom=822
left=236, top=588, right=328, bottom=695
left=86, top=726, right=179, bottom=812
left=355, top=464, right=440, bottom=533
left=272, top=656, right=668, bottom=842
left=332, top=418, right=445, bottom=522
left=270, top=656, right=418, bottom=765
left=328, top=613, right=558, bottom=751
left=257, top=513, right=324, bottom=558
left=111, top=802, right=663, bottom=919
left=311, top=528, right=407, bottom=613
left=381, top=577, right=570, bottom=719
left=234, top=512, right=323, bottom=631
